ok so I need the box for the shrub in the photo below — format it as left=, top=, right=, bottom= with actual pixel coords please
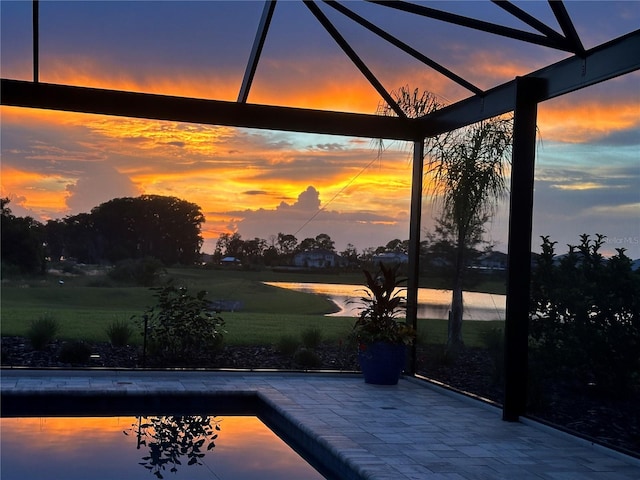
left=293, top=348, right=322, bottom=368
left=27, top=314, right=59, bottom=350
left=481, top=327, right=504, bottom=385
left=301, top=327, right=322, bottom=349
left=108, top=257, right=165, bottom=286
left=276, top=335, right=300, bottom=356
left=136, top=282, right=225, bottom=365
left=58, top=341, right=92, bottom=365
left=529, top=234, right=640, bottom=395
left=106, top=319, right=134, bottom=347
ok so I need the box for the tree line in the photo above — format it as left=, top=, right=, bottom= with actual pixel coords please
left=1, top=195, right=204, bottom=274
left=1, top=194, right=494, bottom=278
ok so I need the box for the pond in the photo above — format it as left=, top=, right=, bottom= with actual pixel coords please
left=264, top=282, right=506, bottom=321
left=1, top=415, right=328, bottom=480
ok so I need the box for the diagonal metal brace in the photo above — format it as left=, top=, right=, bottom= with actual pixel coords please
left=304, top=0, right=406, bottom=118
left=238, top=1, right=277, bottom=103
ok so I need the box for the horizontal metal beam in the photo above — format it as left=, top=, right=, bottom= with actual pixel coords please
left=2, top=30, right=637, bottom=142
left=416, top=29, right=640, bottom=137
left=0, top=79, right=419, bottom=141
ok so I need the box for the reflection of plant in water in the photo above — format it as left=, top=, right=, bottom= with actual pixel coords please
left=124, top=415, right=221, bottom=478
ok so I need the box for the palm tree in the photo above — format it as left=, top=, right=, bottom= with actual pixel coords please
left=427, top=117, right=512, bottom=351
left=380, top=86, right=513, bottom=352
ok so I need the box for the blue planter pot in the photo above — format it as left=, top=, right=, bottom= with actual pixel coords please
left=358, top=342, right=406, bottom=385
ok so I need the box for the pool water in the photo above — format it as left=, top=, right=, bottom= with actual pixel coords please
left=1, top=415, right=327, bottom=479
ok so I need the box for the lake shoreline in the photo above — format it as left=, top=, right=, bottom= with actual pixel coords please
left=264, top=281, right=506, bottom=321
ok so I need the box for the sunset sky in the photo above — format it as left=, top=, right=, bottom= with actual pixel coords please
left=1, top=1, right=638, bottom=258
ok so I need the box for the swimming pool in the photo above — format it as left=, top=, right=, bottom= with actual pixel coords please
left=1, top=415, right=326, bottom=479
left=1, top=391, right=359, bottom=480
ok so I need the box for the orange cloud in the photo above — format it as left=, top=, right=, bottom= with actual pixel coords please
left=538, top=92, right=640, bottom=144
left=40, top=55, right=240, bottom=101
left=0, top=166, right=71, bottom=214
left=551, top=182, right=612, bottom=191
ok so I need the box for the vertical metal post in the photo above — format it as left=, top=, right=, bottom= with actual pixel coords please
left=142, top=314, right=148, bottom=368
left=503, top=77, right=545, bottom=421
left=406, top=139, right=425, bottom=374
left=33, top=0, right=39, bottom=83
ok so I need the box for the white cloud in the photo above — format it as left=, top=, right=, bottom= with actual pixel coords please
left=227, top=185, right=410, bottom=252
left=65, top=163, right=141, bottom=214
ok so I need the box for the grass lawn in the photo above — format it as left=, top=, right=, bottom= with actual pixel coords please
left=1, top=266, right=503, bottom=348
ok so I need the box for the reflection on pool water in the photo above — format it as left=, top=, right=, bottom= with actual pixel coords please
left=265, top=282, right=506, bottom=321
left=0, top=415, right=326, bottom=480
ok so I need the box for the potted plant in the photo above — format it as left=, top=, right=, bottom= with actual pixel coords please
left=350, top=262, right=415, bottom=385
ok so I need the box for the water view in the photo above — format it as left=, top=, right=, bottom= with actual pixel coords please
left=0, top=416, right=326, bottom=480
left=265, top=282, right=506, bottom=321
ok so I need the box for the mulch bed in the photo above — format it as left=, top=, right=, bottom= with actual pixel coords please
left=2, top=336, right=638, bottom=458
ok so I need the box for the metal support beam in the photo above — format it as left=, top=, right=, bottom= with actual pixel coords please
left=502, top=77, right=544, bottom=422
left=238, top=1, right=277, bottom=103
left=370, top=0, right=573, bottom=51
left=32, top=0, right=39, bottom=83
left=492, top=1, right=565, bottom=42
left=0, top=79, right=419, bottom=141
left=406, top=139, right=424, bottom=374
left=416, top=30, right=640, bottom=138
left=548, top=0, right=585, bottom=56
left=304, top=1, right=406, bottom=118
left=324, top=1, right=483, bottom=96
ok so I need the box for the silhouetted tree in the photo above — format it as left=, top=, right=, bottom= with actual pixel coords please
left=90, top=195, right=204, bottom=265
left=298, top=237, right=318, bottom=252
left=1, top=198, right=46, bottom=274
left=315, top=233, right=335, bottom=251
left=276, top=233, right=298, bottom=255
left=243, top=237, right=267, bottom=264
left=381, top=86, right=512, bottom=352
left=428, top=117, right=512, bottom=351
left=340, top=243, right=359, bottom=266
left=56, top=213, right=101, bottom=263
left=215, top=232, right=243, bottom=259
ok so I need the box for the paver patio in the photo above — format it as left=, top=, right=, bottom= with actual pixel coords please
left=1, top=370, right=639, bottom=479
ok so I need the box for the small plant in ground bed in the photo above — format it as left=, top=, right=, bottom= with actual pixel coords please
left=105, top=319, right=134, bottom=347
left=481, top=326, right=504, bottom=385
left=300, top=327, right=322, bottom=349
left=26, top=314, right=59, bottom=350
left=293, top=348, right=322, bottom=368
left=276, top=335, right=300, bottom=356
left=135, top=282, right=225, bottom=365
left=58, top=340, right=92, bottom=364
left=108, top=256, right=165, bottom=286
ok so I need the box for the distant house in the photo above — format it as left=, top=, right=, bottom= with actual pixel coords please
left=372, top=252, right=409, bottom=265
left=292, top=249, right=345, bottom=268
left=220, top=256, right=241, bottom=266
